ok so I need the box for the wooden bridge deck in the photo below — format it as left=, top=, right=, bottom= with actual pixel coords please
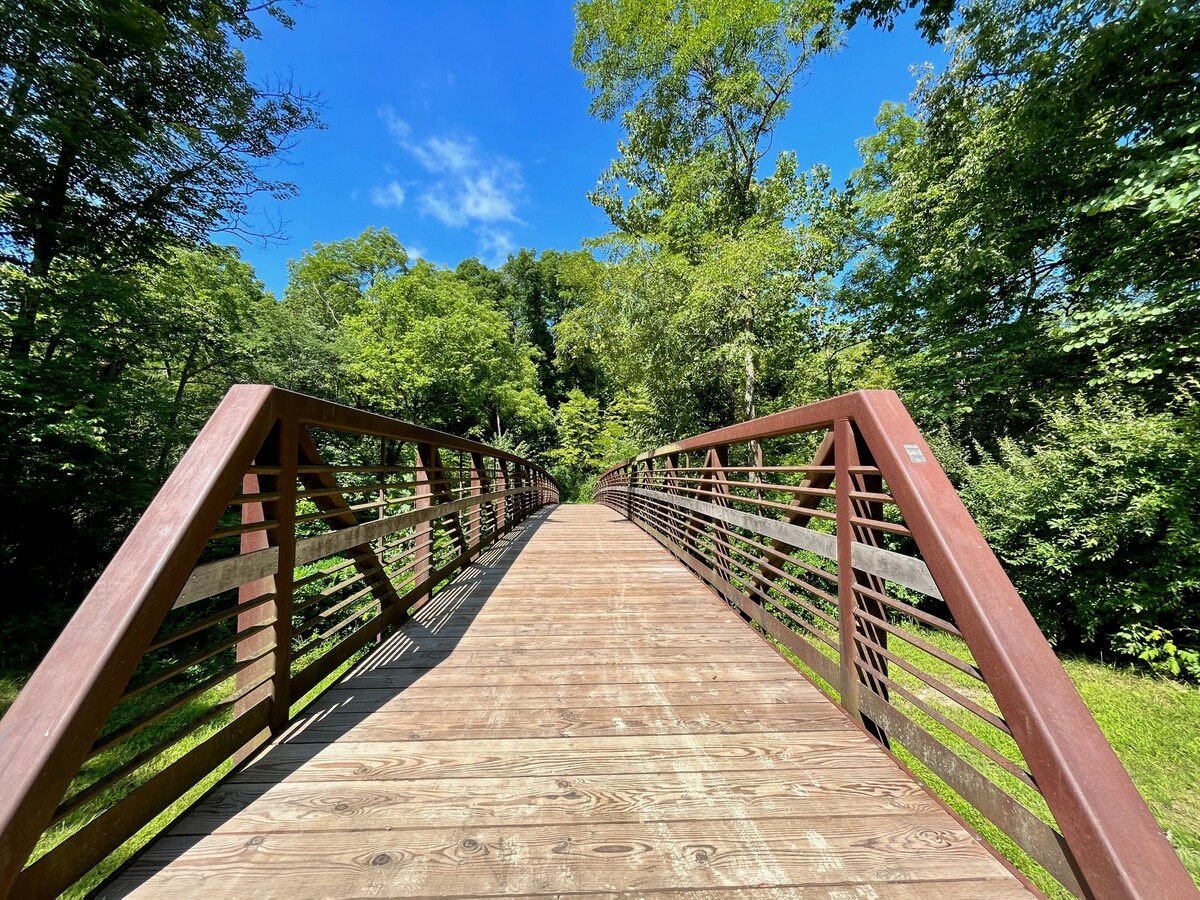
left=107, top=504, right=1031, bottom=898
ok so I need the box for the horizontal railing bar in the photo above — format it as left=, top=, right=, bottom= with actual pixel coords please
left=295, top=482, right=415, bottom=500
left=172, top=546, right=279, bottom=610
left=122, top=621, right=276, bottom=701
left=854, top=657, right=1037, bottom=788
left=850, top=542, right=941, bottom=599
left=293, top=486, right=527, bottom=566
left=855, top=607, right=984, bottom=681
left=849, top=515, right=911, bottom=537
left=854, top=630, right=1012, bottom=736
left=209, top=519, right=278, bottom=541
left=853, top=582, right=962, bottom=637
left=624, top=486, right=938, bottom=600
left=50, top=704, right=229, bottom=827
left=16, top=698, right=272, bottom=899
left=849, top=489, right=896, bottom=504
left=296, top=465, right=419, bottom=474
left=227, top=491, right=282, bottom=505
left=621, top=486, right=838, bottom=561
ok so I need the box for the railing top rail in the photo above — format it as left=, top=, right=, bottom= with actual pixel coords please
left=604, top=390, right=881, bottom=470
left=278, top=387, right=558, bottom=482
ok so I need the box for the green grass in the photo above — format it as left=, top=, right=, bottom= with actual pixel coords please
left=1061, top=656, right=1200, bottom=879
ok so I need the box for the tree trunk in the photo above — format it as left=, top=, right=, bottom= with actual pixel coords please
left=10, top=140, right=78, bottom=361
left=744, top=343, right=762, bottom=478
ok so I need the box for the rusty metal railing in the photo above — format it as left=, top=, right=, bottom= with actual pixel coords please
left=595, top=389, right=1193, bottom=899
left=0, top=385, right=558, bottom=896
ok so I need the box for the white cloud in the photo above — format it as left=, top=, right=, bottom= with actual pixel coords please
left=379, top=105, right=411, bottom=142
left=370, top=181, right=406, bottom=209
left=479, top=228, right=516, bottom=266
left=375, top=105, right=526, bottom=257
left=411, top=136, right=474, bottom=175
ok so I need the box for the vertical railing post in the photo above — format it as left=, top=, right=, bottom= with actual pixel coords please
left=700, top=446, right=734, bottom=589
left=414, top=443, right=435, bottom=600
left=662, top=454, right=679, bottom=546
left=469, top=452, right=486, bottom=551
left=641, top=458, right=653, bottom=529
left=511, top=464, right=524, bottom=524
left=236, top=414, right=296, bottom=737
left=519, top=465, right=530, bottom=521
left=235, top=452, right=273, bottom=735
left=834, top=417, right=861, bottom=722
left=269, top=417, right=297, bottom=729
left=497, top=459, right=511, bottom=531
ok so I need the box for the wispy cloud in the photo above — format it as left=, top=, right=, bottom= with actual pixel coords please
left=370, top=181, right=406, bottom=209
left=376, top=105, right=524, bottom=263
left=479, top=228, right=516, bottom=267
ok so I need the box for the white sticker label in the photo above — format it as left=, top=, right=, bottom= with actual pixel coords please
left=903, top=444, right=927, bottom=463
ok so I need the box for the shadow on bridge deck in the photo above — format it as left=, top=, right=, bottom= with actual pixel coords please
left=103, top=504, right=1032, bottom=898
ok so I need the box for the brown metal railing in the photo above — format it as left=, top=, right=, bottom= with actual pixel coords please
left=595, top=389, right=1194, bottom=900
left=0, top=385, right=558, bottom=896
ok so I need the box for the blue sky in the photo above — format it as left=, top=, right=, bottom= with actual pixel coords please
left=237, top=2, right=945, bottom=297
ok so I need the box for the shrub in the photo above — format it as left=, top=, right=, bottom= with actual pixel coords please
left=948, top=393, right=1200, bottom=675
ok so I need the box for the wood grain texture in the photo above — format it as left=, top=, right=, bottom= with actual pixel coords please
left=106, top=505, right=1030, bottom=898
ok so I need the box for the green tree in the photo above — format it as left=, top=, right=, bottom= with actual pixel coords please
left=141, top=245, right=271, bottom=475
left=575, top=0, right=840, bottom=248
left=286, top=228, right=409, bottom=328
left=944, top=393, right=1200, bottom=668
left=571, top=0, right=855, bottom=435
left=0, top=0, right=318, bottom=361
left=848, top=0, right=1200, bottom=441
left=341, top=260, right=552, bottom=444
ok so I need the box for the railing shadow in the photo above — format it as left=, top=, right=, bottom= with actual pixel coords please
left=100, top=506, right=555, bottom=894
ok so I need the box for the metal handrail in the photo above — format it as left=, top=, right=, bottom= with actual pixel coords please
left=596, top=389, right=1194, bottom=899
left=0, top=385, right=558, bottom=895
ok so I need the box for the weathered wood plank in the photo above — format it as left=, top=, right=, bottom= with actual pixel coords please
left=110, top=816, right=1015, bottom=897
left=171, top=769, right=944, bottom=835
left=335, top=661, right=806, bottom=692
left=301, top=680, right=819, bottom=715
left=278, top=702, right=856, bottom=745
left=226, top=733, right=916, bottom=785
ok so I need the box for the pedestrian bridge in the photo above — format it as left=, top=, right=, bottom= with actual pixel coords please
left=0, top=387, right=1191, bottom=898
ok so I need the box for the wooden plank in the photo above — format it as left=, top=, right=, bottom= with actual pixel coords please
left=171, top=547, right=279, bottom=610
left=316, top=647, right=797, bottom=670
left=312, top=632, right=769, bottom=653
left=292, top=486, right=524, bottom=566
left=227, top=733, right=916, bottom=785
left=301, top=680, right=820, bottom=715
left=111, top=816, right=1016, bottom=897
left=333, top=661, right=804, bottom=693
left=172, top=768, right=943, bottom=835
left=628, top=485, right=838, bottom=561
left=278, top=702, right=856, bottom=745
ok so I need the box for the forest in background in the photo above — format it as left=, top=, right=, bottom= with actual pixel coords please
left=0, top=0, right=1197, bottom=679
